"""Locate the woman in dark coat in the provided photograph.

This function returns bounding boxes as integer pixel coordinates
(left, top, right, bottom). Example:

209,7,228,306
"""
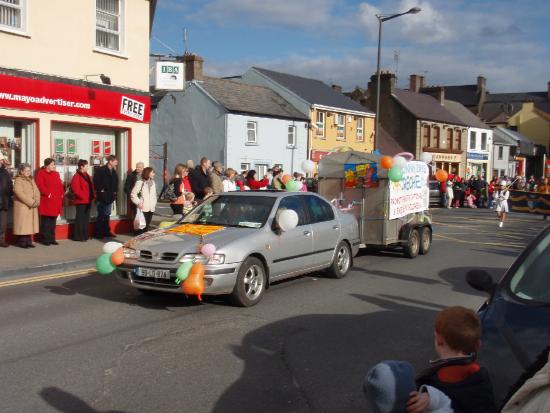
35,158,64,245
70,159,94,241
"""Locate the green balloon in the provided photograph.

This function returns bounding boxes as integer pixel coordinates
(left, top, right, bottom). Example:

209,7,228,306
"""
388,166,403,182
286,180,302,192
175,261,193,284
96,253,116,275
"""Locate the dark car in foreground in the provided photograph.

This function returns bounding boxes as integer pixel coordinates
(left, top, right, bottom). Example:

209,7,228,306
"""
466,224,550,407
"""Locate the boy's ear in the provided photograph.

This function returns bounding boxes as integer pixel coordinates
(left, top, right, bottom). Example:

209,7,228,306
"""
434,332,445,347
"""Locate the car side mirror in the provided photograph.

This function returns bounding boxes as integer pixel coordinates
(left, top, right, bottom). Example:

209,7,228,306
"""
466,270,496,294
271,219,282,236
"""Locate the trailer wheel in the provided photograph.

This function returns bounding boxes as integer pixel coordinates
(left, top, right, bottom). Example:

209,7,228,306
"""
404,228,420,258
419,227,432,255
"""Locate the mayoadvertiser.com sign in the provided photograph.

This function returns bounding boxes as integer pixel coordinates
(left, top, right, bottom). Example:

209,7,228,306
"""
389,161,430,220
0,74,150,123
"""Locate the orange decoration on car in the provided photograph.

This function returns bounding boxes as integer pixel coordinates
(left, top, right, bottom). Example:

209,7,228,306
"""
167,224,225,236
183,262,205,301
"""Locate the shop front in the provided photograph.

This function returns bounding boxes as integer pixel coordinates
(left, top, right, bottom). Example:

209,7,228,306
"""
431,152,465,177
466,151,490,179
0,70,150,239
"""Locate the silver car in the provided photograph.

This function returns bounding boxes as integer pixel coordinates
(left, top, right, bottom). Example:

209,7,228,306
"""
116,191,360,306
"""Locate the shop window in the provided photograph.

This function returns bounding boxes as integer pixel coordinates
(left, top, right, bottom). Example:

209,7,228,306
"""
470,131,477,150
316,111,325,138
422,125,430,148
336,114,345,140
246,121,257,144
96,0,124,53
287,125,296,147
481,133,487,150
356,118,364,142
0,119,35,179
0,0,26,33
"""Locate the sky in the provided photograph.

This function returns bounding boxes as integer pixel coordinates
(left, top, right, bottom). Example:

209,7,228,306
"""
151,0,550,93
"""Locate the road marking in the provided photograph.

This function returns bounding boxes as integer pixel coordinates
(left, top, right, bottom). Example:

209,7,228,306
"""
433,234,524,248
0,268,96,288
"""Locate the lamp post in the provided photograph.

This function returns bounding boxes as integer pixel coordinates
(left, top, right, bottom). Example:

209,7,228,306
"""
374,7,421,150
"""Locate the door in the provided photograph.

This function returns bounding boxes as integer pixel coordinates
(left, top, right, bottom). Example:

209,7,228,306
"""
304,195,340,266
270,195,313,277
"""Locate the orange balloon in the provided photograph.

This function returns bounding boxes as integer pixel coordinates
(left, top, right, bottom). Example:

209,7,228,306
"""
183,262,205,301
110,247,124,266
435,169,449,183
281,174,292,184
380,155,394,170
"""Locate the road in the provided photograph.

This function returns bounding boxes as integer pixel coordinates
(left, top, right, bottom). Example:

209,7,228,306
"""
0,208,545,413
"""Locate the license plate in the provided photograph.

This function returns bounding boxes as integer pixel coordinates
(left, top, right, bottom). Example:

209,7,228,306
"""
137,268,171,279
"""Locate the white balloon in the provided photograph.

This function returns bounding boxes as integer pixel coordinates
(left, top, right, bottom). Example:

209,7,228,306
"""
393,155,407,169
301,159,315,174
103,241,123,254
420,152,433,163
277,209,299,232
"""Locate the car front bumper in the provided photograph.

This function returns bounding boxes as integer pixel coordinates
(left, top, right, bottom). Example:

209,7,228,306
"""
115,260,240,295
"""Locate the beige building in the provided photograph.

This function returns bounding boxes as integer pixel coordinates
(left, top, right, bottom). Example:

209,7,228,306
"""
0,0,156,238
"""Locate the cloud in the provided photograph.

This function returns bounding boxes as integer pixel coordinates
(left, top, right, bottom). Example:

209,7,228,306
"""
397,0,453,43
358,3,381,38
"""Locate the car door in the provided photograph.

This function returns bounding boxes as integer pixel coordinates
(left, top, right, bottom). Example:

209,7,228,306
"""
304,195,340,266
269,195,313,277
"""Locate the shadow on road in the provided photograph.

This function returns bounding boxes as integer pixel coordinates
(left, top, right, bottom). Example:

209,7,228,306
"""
39,387,126,413
213,294,441,413
437,266,506,296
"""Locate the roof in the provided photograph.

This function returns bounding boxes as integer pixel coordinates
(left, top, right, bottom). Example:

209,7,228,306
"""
443,100,491,129
198,77,309,120
481,90,550,121
252,67,375,115
443,85,480,107
392,89,466,125
377,126,406,155
492,128,518,145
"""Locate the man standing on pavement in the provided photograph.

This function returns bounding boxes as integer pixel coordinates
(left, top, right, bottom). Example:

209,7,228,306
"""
189,156,211,200
0,154,13,247
35,158,64,246
93,155,119,239
209,161,224,194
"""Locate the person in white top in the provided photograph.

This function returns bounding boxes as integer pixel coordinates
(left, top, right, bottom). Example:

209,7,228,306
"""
222,168,237,192
130,167,157,234
494,181,510,228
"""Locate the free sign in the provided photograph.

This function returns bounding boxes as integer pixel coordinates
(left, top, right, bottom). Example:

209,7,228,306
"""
120,96,145,121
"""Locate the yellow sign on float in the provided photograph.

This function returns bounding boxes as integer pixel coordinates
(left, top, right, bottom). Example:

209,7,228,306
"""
167,224,225,236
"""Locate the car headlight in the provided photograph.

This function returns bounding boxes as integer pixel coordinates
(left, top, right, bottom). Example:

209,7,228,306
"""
123,247,139,259
179,253,225,265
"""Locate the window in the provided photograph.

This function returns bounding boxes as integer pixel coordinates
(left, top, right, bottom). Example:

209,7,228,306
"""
356,118,364,142
454,130,461,151
304,195,335,223
0,0,26,32
256,164,268,178
96,0,124,52
316,111,325,138
422,125,430,148
246,121,257,144
240,163,250,171
432,127,440,148
498,145,503,160
277,196,308,226
481,133,487,151
336,114,345,140
287,125,296,147
443,128,452,150
470,131,477,150
273,163,283,170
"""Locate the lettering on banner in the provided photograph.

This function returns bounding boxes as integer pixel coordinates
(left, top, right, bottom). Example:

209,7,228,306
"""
389,161,430,220
120,96,145,121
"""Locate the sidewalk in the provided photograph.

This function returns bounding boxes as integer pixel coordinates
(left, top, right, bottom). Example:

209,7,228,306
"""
0,206,178,279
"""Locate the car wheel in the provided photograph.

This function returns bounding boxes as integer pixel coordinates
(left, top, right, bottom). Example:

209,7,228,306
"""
230,257,266,307
404,228,420,258
419,227,432,255
326,241,352,279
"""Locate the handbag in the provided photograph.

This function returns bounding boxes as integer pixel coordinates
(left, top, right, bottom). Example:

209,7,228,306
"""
134,209,146,230
162,180,179,201
65,185,76,201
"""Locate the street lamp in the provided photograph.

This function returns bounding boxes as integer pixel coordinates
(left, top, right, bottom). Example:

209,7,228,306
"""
374,7,421,150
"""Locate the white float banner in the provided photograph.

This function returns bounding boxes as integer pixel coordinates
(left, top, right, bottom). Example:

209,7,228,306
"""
389,161,430,220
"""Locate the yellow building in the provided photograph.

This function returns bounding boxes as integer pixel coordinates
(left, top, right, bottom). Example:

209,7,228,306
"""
507,101,550,151
241,67,375,163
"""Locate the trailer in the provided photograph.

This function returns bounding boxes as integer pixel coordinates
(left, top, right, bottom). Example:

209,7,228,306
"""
318,151,432,258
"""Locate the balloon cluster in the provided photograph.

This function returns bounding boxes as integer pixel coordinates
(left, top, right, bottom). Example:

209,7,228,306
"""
380,152,414,182
96,241,124,275
174,243,215,301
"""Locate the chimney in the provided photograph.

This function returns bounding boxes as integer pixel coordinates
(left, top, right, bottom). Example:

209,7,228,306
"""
420,86,445,105
409,74,425,93
331,84,343,94
184,53,204,81
374,71,396,95
477,75,486,92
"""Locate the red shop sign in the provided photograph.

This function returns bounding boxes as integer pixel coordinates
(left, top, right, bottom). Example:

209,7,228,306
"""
0,74,150,123
310,150,331,163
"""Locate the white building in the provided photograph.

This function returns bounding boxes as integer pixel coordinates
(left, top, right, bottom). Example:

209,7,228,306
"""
492,127,537,178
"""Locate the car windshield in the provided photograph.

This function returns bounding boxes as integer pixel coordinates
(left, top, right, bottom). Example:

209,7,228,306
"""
508,230,550,303
179,195,276,228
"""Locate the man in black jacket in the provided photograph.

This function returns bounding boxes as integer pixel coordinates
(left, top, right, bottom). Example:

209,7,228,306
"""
93,155,119,239
189,156,211,200
0,154,13,247
123,162,144,196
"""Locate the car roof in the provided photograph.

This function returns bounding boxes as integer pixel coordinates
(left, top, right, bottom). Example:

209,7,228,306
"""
217,191,321,199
